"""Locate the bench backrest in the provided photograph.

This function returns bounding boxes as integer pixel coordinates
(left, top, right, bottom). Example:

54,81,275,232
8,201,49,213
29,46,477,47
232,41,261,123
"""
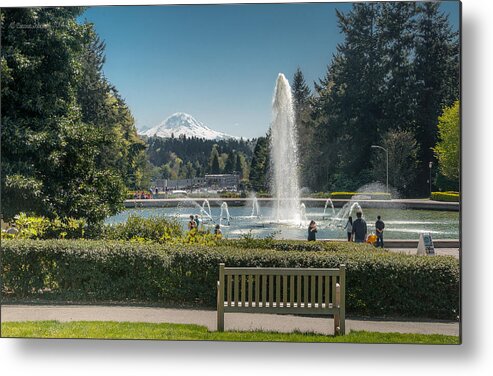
218,264,345,314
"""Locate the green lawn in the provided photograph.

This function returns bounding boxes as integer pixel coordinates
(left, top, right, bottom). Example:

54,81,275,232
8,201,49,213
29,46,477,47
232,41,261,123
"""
1,321,459,344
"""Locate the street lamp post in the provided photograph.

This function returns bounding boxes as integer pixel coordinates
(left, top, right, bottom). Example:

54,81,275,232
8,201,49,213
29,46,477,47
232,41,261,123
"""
429,161,433,197
371,145,389,193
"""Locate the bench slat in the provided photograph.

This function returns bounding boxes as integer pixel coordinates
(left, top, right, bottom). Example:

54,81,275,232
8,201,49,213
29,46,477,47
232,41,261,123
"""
227,275,232,307
224,268,342,276
282,275,288,306
248,274,253,307
269,275,274,307
318,275,323,309
262,274,267,307
290,275,295,307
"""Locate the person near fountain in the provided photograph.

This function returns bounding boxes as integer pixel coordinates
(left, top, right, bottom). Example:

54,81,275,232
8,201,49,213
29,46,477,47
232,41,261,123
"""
188,215,197,231
375,215,385,248
307,220,317,241
194,215,201,230
344,216,353,242
214,224,222,237
351,212,367,243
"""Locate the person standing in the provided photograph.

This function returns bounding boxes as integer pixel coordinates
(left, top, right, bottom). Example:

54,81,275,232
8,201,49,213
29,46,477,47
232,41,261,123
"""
194,215,201,229
351,212,367,243
344,216,353,242
188,215,197,231
307,220,317,241
375,215,385,248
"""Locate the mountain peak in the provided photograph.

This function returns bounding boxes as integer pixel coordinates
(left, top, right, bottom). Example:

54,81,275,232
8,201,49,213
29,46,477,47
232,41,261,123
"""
140,112,238,140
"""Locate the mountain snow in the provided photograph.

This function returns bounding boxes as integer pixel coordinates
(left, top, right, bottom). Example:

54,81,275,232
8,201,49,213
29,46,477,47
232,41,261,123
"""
140,113,238,140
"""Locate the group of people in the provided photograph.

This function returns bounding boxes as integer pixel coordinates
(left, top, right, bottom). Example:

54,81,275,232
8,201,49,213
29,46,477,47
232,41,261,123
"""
187,214,222,236
308,213,385,247
132,191,153,199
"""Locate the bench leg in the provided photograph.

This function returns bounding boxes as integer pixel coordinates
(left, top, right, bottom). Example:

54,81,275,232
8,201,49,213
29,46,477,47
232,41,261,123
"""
217,280,224,332
334,312,340,336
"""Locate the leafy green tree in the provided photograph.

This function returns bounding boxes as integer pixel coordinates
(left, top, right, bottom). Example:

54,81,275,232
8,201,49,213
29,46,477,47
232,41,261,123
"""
1,8,147,223
433,101,459,181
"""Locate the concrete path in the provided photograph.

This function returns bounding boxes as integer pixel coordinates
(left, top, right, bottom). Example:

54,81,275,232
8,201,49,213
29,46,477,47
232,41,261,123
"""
1,304,459,336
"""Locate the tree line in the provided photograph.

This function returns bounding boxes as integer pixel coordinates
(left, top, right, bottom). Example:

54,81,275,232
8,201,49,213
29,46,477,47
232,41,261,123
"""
144,135,254,182
250,2,460,196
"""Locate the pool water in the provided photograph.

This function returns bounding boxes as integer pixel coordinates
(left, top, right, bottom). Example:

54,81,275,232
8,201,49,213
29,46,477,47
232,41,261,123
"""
106,205,459,240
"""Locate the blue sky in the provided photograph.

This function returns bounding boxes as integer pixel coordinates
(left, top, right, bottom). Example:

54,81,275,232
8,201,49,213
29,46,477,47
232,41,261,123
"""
79,2,460,139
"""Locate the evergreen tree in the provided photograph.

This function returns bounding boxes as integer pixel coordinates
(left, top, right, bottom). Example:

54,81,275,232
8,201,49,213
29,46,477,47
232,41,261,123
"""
224,154,235,174
413,2,459,195
249,136,270,192
291,67,315,188
209,145,221,174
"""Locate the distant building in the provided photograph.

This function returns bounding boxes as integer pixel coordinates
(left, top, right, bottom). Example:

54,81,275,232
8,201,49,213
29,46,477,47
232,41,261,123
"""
152,174,239,191
205,174,240,190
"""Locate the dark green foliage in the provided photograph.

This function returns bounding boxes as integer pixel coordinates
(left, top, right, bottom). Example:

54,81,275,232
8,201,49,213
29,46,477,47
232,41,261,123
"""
1,8,147,223
146,136,254,180
307,2,458,195
248,136,270,192
2,239,459,319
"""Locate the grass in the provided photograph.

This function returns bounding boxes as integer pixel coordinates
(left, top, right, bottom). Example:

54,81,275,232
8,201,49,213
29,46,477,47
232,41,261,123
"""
1,321,459,344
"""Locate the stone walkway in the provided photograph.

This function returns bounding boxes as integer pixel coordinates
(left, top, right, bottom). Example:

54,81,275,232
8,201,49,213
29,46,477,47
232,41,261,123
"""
1,304,459,336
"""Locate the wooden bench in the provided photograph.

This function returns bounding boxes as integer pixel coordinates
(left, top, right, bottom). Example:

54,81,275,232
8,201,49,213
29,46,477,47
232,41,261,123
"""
217,263,346,335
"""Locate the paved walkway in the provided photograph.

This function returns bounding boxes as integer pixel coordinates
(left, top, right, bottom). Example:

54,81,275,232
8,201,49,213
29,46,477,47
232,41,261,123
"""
1,305,459,336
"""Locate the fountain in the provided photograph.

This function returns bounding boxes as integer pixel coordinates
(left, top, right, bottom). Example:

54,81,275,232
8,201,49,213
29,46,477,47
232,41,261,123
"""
270,73,301,223
220,202,231,226
201,199,213,221
334,201,363,223
299,203,308,227
250,195,261,218
323,198,336,218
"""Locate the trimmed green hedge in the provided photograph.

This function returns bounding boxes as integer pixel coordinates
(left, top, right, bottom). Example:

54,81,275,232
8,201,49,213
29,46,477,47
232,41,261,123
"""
1,240,459,320
330,192,392,200
431,192,460,202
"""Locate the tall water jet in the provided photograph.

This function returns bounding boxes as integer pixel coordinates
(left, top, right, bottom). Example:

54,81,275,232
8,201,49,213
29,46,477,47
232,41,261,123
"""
250,195,261,218
270,73,301,223
323,198,336,218
220,202,231,226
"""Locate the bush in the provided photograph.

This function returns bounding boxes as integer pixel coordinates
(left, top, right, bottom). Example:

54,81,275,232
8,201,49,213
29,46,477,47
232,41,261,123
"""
1,213,86,240
330,192,392,200
431,192,459,202
1,239,459,319
101,215,183,243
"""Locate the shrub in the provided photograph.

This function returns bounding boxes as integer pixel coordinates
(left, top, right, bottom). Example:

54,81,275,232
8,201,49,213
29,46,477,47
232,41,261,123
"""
101,215,183,243
431,192,459,202
330,192,392,200
1,239,459,320
0,213,86,240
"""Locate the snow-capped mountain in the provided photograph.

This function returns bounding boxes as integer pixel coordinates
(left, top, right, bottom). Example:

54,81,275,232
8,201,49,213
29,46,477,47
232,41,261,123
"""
140,113,238,140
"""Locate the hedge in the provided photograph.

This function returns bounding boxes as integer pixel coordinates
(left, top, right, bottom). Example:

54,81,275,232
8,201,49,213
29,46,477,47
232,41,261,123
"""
1,239,459,320
330,192,392,200
431,192,460,202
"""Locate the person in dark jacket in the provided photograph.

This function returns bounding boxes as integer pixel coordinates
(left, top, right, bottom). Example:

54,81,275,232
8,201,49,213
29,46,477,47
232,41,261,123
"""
307,220,317,241
351,212,367,243
375,215,385,248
